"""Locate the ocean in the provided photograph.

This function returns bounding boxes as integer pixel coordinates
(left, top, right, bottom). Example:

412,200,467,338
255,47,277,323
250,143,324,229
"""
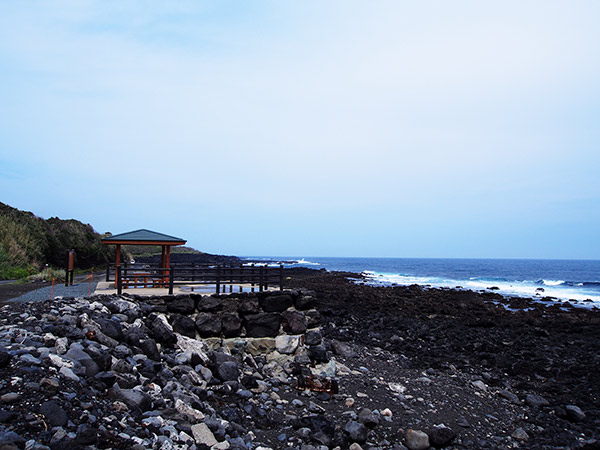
246,257,600,307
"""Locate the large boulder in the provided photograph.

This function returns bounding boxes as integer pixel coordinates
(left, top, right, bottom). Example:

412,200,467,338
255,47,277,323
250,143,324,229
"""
94,318,124,341
259,293,293,312
221,313,243,338
281,310,307,334
238,297,260,315
166,297,195,315
170,314,196,338
244,313,282,338
195,313,222,338
196,296,224,313
147,314,177,346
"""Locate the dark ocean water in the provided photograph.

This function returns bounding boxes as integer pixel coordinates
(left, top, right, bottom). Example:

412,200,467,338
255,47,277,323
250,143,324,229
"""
246,257,600,306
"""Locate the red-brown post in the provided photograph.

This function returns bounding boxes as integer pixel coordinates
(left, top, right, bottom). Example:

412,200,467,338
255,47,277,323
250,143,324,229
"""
115,245,121,286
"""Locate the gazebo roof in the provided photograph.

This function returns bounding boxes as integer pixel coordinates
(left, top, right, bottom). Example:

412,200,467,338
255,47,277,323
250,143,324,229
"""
102,229,186,246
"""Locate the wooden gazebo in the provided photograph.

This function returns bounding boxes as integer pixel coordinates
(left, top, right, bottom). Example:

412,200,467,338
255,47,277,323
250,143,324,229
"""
101,229,186,284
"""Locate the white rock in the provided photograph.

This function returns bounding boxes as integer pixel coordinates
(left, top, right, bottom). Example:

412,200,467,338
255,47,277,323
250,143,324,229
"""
191,423,218,447
55,337,69,355
275,335,301,354
311,359,337,378
59,366,80,382
388,383,406,394
48,354,74,369
175,399,205,421
176,335,210,364
472,380,488,392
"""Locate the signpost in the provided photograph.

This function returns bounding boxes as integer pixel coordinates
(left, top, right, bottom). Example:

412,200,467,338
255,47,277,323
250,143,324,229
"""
65,250,75,286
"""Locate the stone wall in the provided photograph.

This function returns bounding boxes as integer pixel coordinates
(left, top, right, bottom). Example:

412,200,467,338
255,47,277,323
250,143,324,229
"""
113,289,328,365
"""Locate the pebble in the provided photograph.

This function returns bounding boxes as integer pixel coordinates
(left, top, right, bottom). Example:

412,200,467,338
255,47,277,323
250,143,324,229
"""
405,429,430,450
511,427,529,441
565,404,586,422
1,393,21,403
472,380,488,392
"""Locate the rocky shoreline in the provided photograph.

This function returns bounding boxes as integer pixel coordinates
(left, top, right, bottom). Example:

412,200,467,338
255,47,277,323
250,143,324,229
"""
0,268,598,449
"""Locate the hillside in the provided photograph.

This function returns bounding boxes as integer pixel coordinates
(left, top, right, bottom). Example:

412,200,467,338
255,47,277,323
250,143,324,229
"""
0,202,241,279
0,202,113,278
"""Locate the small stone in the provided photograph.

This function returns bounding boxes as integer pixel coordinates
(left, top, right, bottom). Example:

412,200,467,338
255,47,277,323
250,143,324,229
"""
217,361,239,381
346,397,355,407
191,423,218,447
471,380,487,392
499,389,520,404
511,427,529,441
40,401,68,427
358,408,379,428
381,408,393,417
565,405,586,422
405,429,429,450
525,394,549,408
344,420,367,444
59,366,80,382
39,378,60,392
305,329,322,346
20,354,41,365
1,393,21,403
457,416,471,428
349,443,364,450
428,425,456,447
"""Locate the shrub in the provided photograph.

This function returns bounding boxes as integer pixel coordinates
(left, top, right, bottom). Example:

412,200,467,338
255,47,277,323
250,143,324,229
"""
30,268,66,283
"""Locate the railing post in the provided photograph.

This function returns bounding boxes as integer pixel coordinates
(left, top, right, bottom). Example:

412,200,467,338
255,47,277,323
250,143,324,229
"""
216,265,221,294
259,266,264,292
168,267,174,295
117,265,122,296
106,264,110,282
280,264,284,291
251,264,255,293
239,265,243,293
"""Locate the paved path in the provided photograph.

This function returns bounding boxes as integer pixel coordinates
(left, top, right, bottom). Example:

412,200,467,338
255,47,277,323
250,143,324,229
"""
6,277,101,303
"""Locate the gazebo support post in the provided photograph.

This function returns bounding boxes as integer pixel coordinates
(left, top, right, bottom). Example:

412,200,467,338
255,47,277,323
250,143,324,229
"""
115,245,121,287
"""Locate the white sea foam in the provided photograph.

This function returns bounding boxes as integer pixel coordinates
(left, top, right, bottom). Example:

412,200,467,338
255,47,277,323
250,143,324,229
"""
296,258,320,266
542,279,565,286
360,272,600,307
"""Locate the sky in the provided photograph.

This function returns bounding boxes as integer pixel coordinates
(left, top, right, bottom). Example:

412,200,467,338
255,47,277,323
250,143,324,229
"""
1,1,599,259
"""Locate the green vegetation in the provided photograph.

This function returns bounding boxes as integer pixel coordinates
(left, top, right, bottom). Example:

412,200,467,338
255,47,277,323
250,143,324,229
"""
0,202,113,280
30,267,66,283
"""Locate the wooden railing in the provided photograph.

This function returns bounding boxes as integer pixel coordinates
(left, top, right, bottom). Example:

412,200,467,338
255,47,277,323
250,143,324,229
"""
110,263,283,295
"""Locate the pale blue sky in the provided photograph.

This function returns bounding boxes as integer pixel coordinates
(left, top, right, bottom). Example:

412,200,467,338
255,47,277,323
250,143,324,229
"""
1,1,599,259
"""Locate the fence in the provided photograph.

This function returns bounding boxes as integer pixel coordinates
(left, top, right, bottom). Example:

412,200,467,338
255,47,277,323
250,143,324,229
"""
108,263,284,295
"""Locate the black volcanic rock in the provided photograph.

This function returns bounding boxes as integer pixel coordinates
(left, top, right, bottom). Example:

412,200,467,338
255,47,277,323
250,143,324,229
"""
244,313,281,337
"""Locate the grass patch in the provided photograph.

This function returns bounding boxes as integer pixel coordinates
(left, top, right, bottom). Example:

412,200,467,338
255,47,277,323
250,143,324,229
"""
30,268,66,283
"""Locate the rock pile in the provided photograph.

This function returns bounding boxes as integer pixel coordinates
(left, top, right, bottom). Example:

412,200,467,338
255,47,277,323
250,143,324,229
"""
1,290,427,450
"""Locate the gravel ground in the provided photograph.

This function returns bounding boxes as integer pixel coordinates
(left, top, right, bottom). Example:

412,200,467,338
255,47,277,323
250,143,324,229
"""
5,280,99,303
